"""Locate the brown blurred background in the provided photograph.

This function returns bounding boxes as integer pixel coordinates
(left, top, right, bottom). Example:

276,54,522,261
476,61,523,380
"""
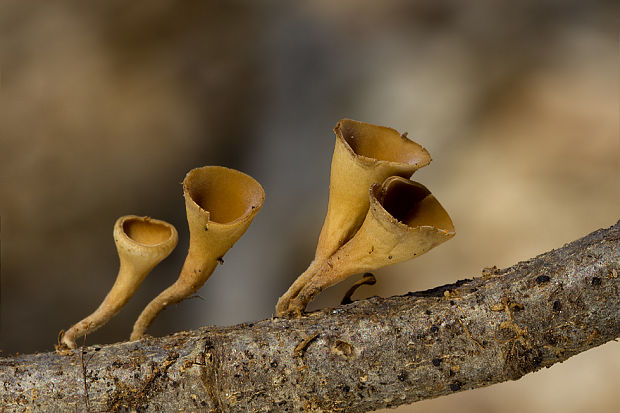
1,1,618,412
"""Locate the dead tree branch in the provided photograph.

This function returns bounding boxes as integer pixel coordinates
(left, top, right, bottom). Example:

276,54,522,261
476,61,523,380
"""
1,220,619,412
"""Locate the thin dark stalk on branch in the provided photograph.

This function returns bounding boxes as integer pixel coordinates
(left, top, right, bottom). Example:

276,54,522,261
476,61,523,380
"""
1,221,619,412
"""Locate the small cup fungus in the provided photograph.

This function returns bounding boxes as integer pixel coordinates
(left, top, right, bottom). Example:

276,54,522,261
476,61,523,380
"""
280,177,455,317
277,119,432,316
61,215,178,349
130,166,264,340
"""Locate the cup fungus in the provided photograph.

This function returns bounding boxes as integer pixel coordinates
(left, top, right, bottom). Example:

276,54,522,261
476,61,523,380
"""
276,119,432,316
130,166,264,340
281,177,455,317
61,215,178,349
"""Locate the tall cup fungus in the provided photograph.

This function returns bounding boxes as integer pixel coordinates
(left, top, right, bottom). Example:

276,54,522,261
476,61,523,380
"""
131,166,264,340
61,215,178,349
282,177,455,317
277,119,432,316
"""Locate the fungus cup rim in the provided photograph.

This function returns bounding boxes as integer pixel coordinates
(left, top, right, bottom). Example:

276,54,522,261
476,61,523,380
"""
183,165,265,227
116,215,178,248
370,177,455,235
335,118,432,168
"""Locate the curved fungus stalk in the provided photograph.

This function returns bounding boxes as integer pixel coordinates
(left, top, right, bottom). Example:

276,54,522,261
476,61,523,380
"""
60,215,178,349
276,119,432,316
130,166,264,340
282,177,455,318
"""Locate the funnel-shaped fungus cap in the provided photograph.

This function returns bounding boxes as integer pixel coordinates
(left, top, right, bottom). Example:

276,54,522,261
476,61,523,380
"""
316,118,431,261
131,166,264,340
282,177,454,317
364,176,455,262
183,165,265,258
276,119,431,317
114,215,179,275
329,176,454,275
60,215,177,349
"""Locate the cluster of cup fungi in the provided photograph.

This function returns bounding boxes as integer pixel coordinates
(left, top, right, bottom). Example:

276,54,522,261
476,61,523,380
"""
59,119,454,350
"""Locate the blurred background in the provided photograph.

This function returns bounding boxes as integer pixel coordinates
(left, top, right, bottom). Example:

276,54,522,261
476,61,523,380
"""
0,1,618,411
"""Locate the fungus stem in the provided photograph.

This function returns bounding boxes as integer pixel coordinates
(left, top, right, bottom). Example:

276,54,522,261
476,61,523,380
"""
130,273,209,340
275,260,322,316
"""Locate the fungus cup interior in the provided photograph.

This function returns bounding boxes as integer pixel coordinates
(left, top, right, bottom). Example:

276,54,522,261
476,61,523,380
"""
122,218,174,246
376,178,455,233
185,167,264,224
337,119,431,165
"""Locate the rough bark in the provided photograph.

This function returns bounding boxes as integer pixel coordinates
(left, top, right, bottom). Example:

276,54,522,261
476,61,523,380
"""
1,220,619,413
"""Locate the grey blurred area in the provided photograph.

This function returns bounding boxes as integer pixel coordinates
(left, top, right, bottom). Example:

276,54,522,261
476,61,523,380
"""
0,1,618,412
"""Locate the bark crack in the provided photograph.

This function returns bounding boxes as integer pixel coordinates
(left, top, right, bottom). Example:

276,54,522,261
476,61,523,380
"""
201,334,225,412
